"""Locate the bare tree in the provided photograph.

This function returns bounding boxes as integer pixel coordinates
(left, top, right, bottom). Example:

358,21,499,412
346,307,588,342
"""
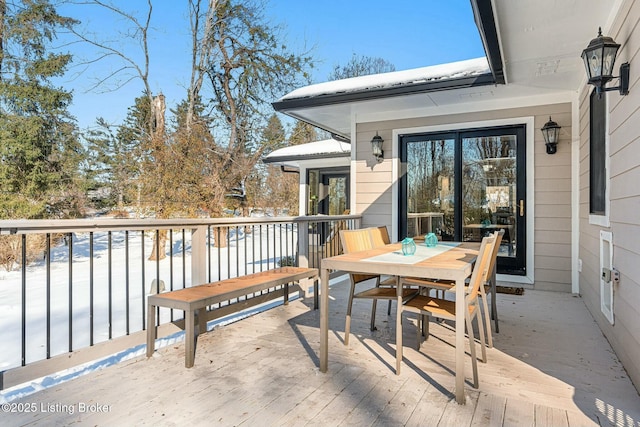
328,53,396,80
185,0,312,218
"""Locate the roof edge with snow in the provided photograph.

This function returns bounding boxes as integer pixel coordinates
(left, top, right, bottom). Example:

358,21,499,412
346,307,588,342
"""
263,139,351,164
273,57,495,112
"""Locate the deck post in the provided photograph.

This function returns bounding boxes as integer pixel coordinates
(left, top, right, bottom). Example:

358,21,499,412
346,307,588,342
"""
191,225,207,286
297,220,315,305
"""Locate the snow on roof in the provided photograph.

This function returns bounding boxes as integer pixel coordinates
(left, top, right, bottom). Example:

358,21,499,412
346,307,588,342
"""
278,57,490,101
264,138,350,162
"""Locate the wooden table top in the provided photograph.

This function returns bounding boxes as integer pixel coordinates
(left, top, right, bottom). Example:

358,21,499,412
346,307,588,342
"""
322,242,478,281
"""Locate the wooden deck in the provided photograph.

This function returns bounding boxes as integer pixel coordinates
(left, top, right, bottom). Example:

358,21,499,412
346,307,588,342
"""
3,277,640,426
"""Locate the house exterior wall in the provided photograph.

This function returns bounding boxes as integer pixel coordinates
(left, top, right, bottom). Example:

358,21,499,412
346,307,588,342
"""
578,0,640,392
354,103,572,291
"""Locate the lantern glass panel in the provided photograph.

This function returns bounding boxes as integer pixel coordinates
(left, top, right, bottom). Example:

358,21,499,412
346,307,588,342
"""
590,48,603,77
372,140,382,157
602,46,618,76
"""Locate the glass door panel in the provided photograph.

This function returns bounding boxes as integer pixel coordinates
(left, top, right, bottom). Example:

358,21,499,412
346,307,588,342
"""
326,176,347,215
404,137,455,239
462,135,517,260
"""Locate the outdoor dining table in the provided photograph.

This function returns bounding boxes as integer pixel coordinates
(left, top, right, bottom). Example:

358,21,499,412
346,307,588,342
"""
319,240,479,404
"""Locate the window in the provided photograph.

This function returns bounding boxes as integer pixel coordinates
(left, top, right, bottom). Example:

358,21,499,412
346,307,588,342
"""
590,90,607,215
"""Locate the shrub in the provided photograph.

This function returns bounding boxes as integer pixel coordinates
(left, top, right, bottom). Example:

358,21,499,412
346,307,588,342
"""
277,255,296,267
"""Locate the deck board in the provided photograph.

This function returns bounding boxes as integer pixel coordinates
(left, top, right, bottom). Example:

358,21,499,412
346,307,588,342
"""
2,280,640,426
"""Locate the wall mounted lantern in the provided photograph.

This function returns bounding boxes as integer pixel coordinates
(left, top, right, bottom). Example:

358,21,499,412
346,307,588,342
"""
581,27,630,96
371,132,384,162
541,116,561,154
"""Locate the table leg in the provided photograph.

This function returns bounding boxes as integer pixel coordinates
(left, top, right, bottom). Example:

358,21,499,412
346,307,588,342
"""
320,267,329,372
455,277,466,404
395,279,403,375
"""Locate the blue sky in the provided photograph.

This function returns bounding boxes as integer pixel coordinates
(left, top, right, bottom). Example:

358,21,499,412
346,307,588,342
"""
58,1,485,131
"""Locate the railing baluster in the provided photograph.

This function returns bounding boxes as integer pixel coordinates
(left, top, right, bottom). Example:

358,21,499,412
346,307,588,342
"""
46,234,51,359
235,225,240,277
89,231,94,346
68,232,73,353
21,234,26,366
141,230,145,330
266,224,270,270
125,230,130,335
251,224,256,274
108,231,113,340
182,228,186,290
169,229,174,322
217,227,222,281
155,229,160,327
207,225,212,283
227,226,231,279
259,225,263,272
244,225,248,276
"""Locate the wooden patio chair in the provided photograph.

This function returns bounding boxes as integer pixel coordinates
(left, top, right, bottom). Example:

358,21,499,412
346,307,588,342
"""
400,229,504,349
401,234,496,388
340,227,416,346
368,225,399,315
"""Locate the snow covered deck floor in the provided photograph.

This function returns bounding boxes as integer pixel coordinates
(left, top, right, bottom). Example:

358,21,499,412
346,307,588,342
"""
4,278,640,426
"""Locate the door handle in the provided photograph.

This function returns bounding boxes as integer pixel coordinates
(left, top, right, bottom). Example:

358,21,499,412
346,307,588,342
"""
519,200,524,216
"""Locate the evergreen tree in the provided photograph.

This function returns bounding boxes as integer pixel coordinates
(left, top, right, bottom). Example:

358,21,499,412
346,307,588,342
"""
84,117,139,210
289,120,319,145
0,0,85,219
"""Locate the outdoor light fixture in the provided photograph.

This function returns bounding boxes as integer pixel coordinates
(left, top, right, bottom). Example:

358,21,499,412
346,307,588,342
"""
541,116,561,155
581,27,630,96
371,132,384,162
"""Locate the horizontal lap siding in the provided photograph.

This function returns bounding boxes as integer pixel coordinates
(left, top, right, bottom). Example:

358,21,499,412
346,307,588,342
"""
354,141,393,230
578,0,640,392
355,103,572,292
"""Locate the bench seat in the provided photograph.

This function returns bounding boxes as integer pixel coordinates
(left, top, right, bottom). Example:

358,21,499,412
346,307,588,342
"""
146,267,318,367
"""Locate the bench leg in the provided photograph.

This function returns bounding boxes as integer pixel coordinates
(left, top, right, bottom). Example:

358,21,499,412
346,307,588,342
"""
313,277,319,310
185,309,196,368
198,307,207,335
146,300,156,357
284,282,289,305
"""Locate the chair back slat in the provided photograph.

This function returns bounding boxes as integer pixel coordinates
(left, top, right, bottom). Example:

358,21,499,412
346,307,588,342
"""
339,228,373,253
369,226,391,247
339,228,377,284
487,229,504,280
466,235,496,301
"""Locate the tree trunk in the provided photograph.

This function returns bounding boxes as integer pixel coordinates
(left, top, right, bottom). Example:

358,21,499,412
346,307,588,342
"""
213,227,227,248
149,229,167,260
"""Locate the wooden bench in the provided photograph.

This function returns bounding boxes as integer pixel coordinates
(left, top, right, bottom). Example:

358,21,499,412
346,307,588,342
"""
146,266,319,367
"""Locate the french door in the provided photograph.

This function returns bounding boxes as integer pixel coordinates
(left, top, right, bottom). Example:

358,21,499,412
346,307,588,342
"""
319,172,349,216
399,125,526,275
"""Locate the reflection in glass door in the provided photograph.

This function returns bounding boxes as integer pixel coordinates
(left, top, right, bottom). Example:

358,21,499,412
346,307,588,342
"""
462,133,519,268
402,136,455,239
321,173,348,215
400,126,526,275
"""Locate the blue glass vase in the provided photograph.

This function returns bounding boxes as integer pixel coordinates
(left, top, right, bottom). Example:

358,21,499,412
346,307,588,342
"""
425,232,438,248
401,237,416,256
